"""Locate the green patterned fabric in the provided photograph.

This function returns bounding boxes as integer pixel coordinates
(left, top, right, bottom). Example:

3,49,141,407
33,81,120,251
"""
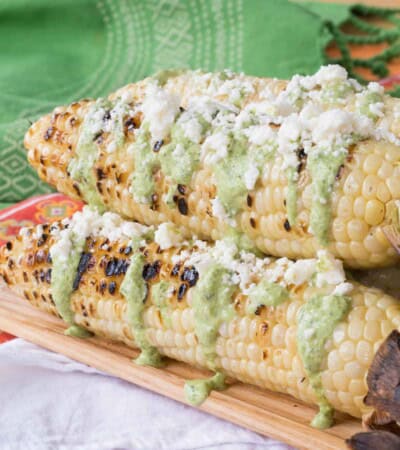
1,0,398,205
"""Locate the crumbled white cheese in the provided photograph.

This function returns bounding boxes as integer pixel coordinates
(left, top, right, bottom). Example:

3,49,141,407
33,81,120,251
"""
367,81,384,95
284,259,316,286
277,114,302,169
141,83,180,142
369,102,384,118
244,164,259,190
333,282,353,296
244,125,275,146
50,207,151,261
179,116,203,143
211,198,236,227
315,250,346,288
154,223,185,250
202,132,230,165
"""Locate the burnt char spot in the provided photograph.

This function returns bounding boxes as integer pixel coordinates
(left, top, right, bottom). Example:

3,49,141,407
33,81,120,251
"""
99,280,107,294
23,272,28,283
247,195,253,207
37,234,48,247
47,253,53,264
2,273,9,284
296,148,307,173
72,183,81,196
336,164,344,180
96,182,104,194
255,305,264,316
124,117,136,131
124,246,133,255
153,140,163,152
45,269,52,284
142,261,161,281
103,110,111,121
93,131,103,143
39,270,46,283
250,218,256,228
36,249,46,263
73,253,92,291
171,263,181,276
26,254,35,266
177,198,188,215
105,258,129,277
5,241,12,251
177,184,186,195
181,267,199,287
177,283,188,301
108,281,116,295
150,194,158,211
7,259,14,269
96,168,106,180
283,219,291,232
44,127,54,141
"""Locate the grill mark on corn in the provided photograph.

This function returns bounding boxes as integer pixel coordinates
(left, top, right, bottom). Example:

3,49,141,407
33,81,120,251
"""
44,127,54,141
37,234,48,247
73,253,92,291
177,283,188,301
142,261,161,280
105,257,130,277
177,198,188,215
181,266,199,287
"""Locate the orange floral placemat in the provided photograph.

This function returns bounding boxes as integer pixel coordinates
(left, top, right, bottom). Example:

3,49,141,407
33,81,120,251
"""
0,193,83,343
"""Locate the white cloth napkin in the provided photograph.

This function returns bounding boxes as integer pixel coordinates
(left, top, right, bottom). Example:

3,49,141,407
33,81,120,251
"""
0,339,294,450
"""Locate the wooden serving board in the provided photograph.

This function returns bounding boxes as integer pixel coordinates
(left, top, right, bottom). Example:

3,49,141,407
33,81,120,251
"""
0,287,363,450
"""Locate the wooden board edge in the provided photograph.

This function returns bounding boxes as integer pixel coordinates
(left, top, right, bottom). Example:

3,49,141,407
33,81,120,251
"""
0,287,361,449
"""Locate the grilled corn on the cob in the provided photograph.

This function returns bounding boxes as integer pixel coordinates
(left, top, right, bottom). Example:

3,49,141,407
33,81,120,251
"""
1,208,400,428
25,66,400,268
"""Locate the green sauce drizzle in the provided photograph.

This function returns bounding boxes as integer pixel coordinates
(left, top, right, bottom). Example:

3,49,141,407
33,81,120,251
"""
152,69,187,86
120,253,164,367
184,263,236,405
184,372,226,406
68,99,111,212
51,235,92,338
308,149,347,245
152,280,172,327
297,294,351,428
130,123,202,204
214,133,273,217
246,280,289,315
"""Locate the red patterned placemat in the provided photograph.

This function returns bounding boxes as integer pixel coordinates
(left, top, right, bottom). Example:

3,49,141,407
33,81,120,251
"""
0,193,83,343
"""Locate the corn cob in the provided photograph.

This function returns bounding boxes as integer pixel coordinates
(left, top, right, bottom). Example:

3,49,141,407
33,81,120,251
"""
24,66,400,268
1,209,400,427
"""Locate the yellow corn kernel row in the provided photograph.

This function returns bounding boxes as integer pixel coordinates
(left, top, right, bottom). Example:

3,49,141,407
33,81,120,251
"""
1,227,400,420
24,71,400,268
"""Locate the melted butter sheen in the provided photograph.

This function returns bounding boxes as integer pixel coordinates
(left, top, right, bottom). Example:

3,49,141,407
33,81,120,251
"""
297,294,351,428
51,235,92,338
120,253,164,367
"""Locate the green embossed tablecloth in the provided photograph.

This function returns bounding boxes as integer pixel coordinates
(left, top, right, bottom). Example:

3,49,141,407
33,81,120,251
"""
1,0,399,206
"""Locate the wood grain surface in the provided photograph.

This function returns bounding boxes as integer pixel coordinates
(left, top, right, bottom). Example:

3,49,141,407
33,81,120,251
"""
0,286,363,450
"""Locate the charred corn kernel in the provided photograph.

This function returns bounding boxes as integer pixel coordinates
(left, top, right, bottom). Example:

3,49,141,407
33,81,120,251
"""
25,69,400,269
2,217,400,424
